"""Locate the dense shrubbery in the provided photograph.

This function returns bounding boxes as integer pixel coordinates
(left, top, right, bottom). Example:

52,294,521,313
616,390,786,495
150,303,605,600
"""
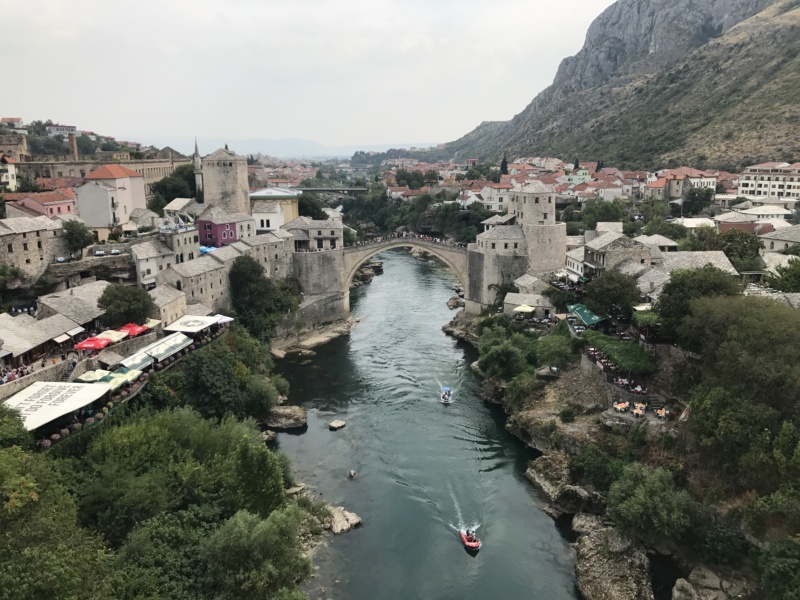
0,326,314,600
582,330,656,374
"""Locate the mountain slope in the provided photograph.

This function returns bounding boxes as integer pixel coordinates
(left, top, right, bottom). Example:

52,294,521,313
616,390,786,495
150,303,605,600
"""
446,0,799,169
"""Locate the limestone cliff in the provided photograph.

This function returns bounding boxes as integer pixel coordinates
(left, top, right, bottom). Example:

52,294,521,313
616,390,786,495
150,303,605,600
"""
444,0,799,169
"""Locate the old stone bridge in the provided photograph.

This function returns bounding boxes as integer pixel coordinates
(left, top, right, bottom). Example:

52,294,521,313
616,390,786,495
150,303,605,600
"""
343,238,468,289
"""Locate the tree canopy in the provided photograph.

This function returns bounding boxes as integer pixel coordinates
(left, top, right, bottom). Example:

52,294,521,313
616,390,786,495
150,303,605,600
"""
229,256,301,341
62,219,95,255
149,164,196,215
97,284,156,327
298,193,326,220
585,270,641,317
766,258,800,292
653,265,741,336
582,330,656,374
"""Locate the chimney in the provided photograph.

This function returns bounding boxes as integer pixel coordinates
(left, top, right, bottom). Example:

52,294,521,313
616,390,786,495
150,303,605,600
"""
68,133,78,160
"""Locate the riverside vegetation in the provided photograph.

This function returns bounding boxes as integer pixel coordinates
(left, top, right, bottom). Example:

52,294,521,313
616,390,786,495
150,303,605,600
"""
0,251,323,600
465,266,800,598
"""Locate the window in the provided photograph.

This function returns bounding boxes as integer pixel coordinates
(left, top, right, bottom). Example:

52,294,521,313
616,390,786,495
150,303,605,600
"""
225,224,230,230
534,197,539,203
222,231,227,239
25,258,30,264
206,233,212,239
23,243,28,251
37,241,42,249
514,243,518,249
266,219,270,228
275,254,278,260
504,243,508,249
318,231,322,236
36,231,40,237
146,268,151,275
543,213,548,219
7,244,12,253
491,243,496,249
205,224,211,230
331,231,335,236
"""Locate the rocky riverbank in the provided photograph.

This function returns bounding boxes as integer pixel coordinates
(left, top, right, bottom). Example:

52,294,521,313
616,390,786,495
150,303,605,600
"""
271,317,359,357
443,311,753,600
350,260,383,289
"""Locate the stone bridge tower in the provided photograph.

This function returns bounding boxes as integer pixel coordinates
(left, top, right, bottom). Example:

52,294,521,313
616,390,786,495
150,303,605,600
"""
195,145,249,214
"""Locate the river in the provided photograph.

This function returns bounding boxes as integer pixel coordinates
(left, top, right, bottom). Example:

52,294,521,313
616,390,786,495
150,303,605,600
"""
276,249,580,600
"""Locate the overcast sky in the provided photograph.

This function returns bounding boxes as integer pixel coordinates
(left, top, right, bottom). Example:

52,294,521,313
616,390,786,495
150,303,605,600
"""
4,0,614,151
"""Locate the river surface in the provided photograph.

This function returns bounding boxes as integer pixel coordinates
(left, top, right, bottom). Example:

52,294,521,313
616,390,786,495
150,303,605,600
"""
277,249,579,600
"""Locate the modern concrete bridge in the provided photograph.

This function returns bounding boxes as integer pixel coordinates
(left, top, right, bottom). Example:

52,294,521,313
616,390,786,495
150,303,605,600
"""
343,238,468,289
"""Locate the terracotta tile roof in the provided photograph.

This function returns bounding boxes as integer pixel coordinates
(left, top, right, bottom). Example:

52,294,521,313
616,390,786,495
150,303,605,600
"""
3,189,75,204
35,177,84,190
85,164,143,180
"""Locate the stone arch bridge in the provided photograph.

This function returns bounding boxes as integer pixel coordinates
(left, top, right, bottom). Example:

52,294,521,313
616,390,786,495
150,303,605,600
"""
343,239,468,290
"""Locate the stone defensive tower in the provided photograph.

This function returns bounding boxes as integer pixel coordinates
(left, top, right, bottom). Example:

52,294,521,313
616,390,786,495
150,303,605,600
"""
194,145,249,214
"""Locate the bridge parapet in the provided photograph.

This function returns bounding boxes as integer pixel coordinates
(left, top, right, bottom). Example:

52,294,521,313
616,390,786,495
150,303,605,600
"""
344,238,467,255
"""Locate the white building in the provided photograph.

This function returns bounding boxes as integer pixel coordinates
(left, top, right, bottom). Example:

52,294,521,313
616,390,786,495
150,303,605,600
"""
738,162,800,198
249,187,302,233
478,182,513,212
76,164,146,239
46,124,77,138
0,155,17,191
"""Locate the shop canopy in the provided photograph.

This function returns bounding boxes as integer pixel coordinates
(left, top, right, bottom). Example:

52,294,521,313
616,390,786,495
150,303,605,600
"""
66,326,85,337
120,351,154,371
118,323,148,336
567,303,606,327
3,381,112,430
146,333,193,361
143,318,161,329
96,330,128,343
74,337,112,351
212,314,235,324
76,369,112,383
53,334,71,344
113,366,143,384
164,315,220,334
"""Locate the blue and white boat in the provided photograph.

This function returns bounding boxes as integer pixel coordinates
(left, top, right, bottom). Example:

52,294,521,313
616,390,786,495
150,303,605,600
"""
440,386,454,404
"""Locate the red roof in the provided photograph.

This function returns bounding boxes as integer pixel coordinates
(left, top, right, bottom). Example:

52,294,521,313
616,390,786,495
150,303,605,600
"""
3,189,76,204
647,179,667,189
85,164,143,180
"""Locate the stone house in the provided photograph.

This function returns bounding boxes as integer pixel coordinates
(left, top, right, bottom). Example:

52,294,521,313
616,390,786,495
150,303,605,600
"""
583,232,652,278
633,234,678,253
37,280,112,330
131,239,176,289
156,255,228,311
250,186,301,232
760,225,800,255
283,217,343,252
234,231,294,279
148,284,187,325
503,292,555,319
0,216,68,279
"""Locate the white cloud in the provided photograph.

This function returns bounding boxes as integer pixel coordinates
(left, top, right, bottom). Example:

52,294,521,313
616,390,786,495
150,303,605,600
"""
2,0,614,149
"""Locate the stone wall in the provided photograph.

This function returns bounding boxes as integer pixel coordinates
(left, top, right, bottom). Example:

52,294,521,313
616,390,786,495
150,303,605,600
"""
47,254,135,282
0,360,71,401
466,248,529,307
292,250,345,296
523,222,567,274
272,292,348,340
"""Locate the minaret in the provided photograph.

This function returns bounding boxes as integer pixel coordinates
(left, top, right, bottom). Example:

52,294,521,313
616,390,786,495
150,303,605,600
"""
193,138,204,201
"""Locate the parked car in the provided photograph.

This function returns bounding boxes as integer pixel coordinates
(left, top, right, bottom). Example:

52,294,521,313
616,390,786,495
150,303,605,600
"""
110,249,121,255
94,250,105,256
56,257,66,263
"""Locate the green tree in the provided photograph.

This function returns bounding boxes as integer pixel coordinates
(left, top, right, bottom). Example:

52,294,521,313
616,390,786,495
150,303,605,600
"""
758,539,800,599
147,192,168,216
608,463,695,542
718,229,763,271
97,283,156,327
536,335,573,369
62,219,95,256
0,404,31,449
500,155,508,175
298,193,326,220
642,216,688,240
229,256,300,340
767,258,800,292
478,340,527,380
585,270,641,317
76,134,96,156
150,164,196,204
583,198,623,229
654,265,741,336
640,199,670,223
15,176,41,193
680,187,714,215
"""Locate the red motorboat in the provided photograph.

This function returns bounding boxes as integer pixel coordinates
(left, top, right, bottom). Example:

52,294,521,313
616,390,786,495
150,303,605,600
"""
460,529,482,550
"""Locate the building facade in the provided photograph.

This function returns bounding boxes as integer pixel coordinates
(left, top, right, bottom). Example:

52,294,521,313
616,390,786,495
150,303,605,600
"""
738,162,800,198
195,147,250,214
0,217,68,279
75,164,146,237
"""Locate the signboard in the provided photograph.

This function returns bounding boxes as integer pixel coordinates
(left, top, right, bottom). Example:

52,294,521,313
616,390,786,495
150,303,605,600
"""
4,381,112,430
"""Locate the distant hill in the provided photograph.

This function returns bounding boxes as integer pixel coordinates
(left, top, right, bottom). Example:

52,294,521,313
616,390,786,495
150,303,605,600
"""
441,0,800,170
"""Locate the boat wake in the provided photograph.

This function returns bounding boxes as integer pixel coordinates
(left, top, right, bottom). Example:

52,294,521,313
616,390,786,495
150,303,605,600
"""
447,482,481,534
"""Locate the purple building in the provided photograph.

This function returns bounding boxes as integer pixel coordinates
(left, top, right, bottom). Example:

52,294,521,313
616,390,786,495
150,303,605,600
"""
196,205,255,248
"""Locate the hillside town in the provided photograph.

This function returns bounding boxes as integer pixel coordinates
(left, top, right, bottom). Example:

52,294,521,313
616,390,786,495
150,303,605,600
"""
3,114,800,600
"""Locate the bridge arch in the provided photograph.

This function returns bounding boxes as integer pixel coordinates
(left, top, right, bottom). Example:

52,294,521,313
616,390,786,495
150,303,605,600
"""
342,239,468,292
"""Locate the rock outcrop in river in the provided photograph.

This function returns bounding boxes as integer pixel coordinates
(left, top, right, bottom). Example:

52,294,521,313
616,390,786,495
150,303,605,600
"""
262,406,308,430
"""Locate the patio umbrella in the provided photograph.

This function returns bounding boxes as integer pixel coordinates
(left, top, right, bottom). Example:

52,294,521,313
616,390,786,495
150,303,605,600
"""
74,337,112,351
513,305,535,313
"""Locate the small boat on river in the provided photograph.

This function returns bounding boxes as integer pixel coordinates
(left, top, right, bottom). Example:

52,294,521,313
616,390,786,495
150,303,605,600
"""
460,529,481,550
440,386,453,404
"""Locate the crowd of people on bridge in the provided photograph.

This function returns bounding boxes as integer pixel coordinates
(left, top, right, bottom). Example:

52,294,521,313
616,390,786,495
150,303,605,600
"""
345,231,467,249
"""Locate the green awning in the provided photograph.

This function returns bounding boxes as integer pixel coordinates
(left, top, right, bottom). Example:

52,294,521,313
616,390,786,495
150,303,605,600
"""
567,303,606,327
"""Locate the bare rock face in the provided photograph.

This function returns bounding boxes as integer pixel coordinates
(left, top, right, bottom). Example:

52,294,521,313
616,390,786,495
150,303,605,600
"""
329,420,346,431
575,525,655,600
329,506,362,534
525,451,571,503
671,566,752,600
262,406,307,430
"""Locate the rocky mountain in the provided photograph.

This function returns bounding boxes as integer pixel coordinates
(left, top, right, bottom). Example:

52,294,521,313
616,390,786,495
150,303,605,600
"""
444,0,800,170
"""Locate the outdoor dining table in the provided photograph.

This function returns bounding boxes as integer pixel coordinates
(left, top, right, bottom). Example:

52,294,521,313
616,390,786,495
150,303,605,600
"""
635,403,646,410
633,408,644,417
656,409,667,419
614,402,629,412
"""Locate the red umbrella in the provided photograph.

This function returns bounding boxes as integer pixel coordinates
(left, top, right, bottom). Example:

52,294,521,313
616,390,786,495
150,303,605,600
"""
118,323,147,336
74,337,112,350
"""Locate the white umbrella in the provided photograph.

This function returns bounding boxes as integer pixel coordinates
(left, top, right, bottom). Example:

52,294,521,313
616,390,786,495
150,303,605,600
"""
513,305,535,313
